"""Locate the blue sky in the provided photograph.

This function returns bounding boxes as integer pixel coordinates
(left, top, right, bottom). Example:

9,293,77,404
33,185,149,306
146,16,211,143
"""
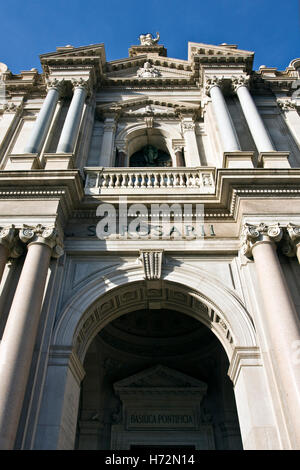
1,0,299,74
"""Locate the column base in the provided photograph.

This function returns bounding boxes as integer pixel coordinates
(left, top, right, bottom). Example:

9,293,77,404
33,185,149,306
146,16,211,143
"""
5,154,41,170
43,153,74,170
258,151,290,169
223,152,255,169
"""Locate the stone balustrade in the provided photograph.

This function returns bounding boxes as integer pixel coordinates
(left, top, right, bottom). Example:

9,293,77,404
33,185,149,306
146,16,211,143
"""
84,167,216,195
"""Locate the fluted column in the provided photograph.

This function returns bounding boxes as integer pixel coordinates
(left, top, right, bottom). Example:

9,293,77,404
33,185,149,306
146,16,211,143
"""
233,76,275,152
0,224,63,449
0,226,23,283
57,78,88,153
206,76,241,152
241,222,300,448
24,79,64,154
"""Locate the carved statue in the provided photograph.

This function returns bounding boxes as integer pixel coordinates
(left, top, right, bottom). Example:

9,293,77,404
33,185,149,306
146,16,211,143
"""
130,145,172,167
139,32,160,46
143,145,158,165
136,62,161,78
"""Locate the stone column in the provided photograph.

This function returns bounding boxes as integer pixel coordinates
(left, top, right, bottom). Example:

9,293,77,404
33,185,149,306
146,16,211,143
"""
233,76,275,152
181,118,201,166
241,222,300,449
0,226,23,284
206,76,241,152
24,79,63,154
0,224,63,450
174,147,185,167
100,115,117,167
57,78,88,153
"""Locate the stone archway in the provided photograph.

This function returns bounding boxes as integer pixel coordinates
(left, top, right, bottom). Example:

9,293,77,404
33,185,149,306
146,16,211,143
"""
34,263,281,450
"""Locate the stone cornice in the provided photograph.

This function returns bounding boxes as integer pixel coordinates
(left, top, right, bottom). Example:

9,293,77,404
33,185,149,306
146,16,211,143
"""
82,168,300,220
0,170,84,227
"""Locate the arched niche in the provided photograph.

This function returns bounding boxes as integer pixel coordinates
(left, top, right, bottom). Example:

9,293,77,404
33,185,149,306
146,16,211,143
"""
34,263,281,450
129,144,172,167
116,122,182,167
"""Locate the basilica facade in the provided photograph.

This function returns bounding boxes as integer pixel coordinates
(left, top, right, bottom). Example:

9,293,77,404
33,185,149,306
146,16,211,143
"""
0,34,300,450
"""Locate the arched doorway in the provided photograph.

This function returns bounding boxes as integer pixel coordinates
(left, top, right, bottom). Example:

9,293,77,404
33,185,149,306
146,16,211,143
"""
34,265,280,450
75,307,242,449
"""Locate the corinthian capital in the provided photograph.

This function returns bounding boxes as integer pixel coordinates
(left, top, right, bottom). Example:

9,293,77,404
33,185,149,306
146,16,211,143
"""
71,77,90,92
19,224,64,258
0,225,23,258
3,102,23,114
240,222,283,258
46,78,65,94
277,98,297,111
181,119,195,133
205,76,223,96
232,75,250,92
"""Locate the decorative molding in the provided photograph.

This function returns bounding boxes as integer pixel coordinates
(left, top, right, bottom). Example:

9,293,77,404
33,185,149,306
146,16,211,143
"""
139,249,163,280
227,347,262,385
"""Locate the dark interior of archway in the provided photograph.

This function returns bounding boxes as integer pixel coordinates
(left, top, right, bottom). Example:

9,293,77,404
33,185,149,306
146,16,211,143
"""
130,144,172,167
75,308,242,450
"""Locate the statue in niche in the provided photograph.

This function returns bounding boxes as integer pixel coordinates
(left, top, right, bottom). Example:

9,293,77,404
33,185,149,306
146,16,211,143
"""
144,144,158,165
139,32,160,46
130,145,172,167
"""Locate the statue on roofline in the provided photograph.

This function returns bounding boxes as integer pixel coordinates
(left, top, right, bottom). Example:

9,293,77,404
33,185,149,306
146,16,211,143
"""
139,32,160,46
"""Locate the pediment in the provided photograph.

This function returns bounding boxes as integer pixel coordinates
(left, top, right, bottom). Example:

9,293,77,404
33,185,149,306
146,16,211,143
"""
106,64,192,80
114,365,207,391
188,42,254,72
40,43,106,75
96,96,201,119
40,43,106,61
